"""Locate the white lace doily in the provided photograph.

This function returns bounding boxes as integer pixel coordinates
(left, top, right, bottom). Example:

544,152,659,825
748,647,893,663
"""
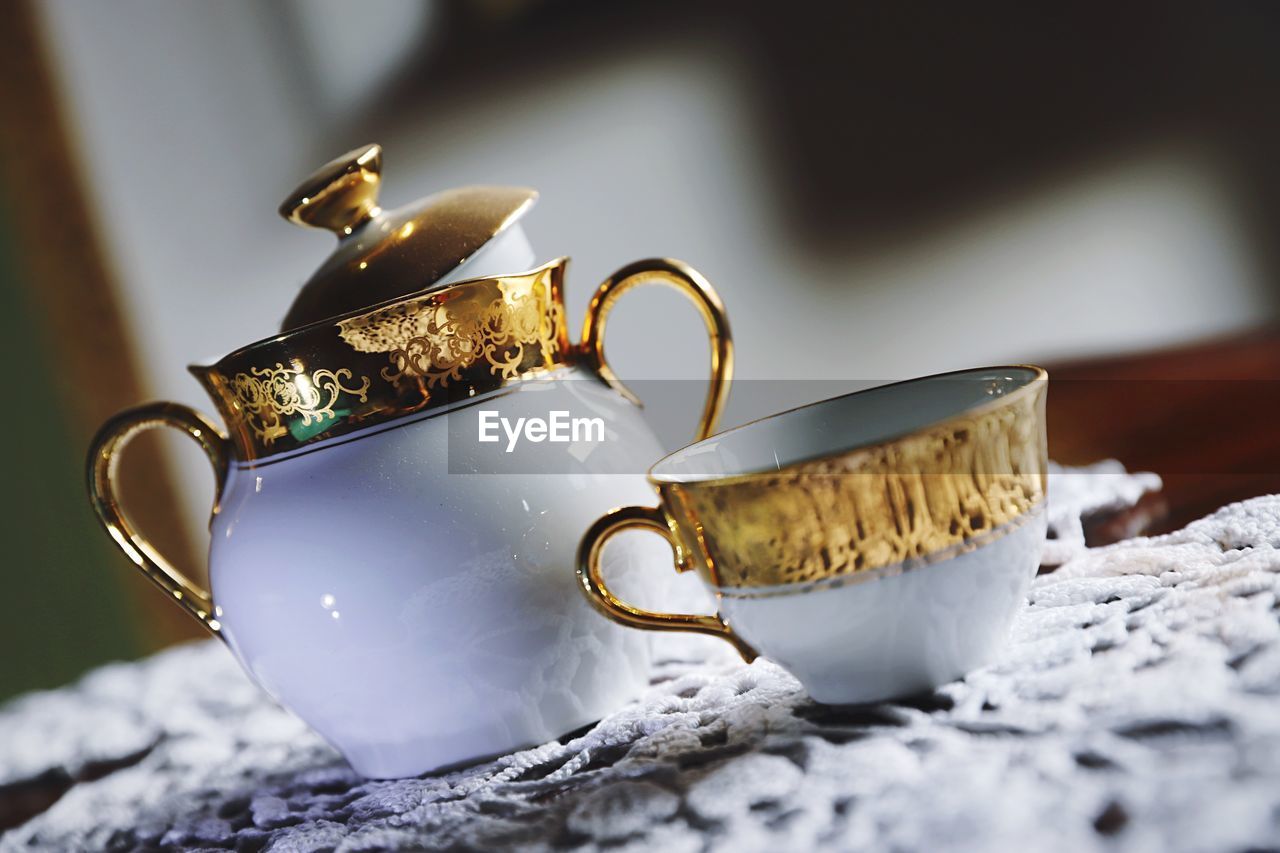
7,465,1280,852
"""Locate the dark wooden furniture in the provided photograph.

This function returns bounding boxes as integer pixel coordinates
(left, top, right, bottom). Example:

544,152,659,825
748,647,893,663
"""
1047,328,1280,544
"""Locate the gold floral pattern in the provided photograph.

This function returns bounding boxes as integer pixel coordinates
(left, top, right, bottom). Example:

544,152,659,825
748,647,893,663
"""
230,364,371,444
191,257,729,463
337,275,564,388
191,260,574,461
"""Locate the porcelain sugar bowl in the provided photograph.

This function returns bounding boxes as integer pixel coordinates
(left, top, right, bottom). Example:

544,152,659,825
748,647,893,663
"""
87,144,732,778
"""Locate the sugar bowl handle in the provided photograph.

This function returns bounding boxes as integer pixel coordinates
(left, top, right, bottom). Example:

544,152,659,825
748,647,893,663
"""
579,258,732,441
87,402,231,638
576,504,758,662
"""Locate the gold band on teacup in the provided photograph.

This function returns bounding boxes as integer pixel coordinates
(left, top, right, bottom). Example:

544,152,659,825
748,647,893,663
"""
653,373,1047,589
711,504,1046,600
192,259,572,462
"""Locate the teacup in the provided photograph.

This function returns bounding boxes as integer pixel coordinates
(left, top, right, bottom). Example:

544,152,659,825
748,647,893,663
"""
577,366,1048,704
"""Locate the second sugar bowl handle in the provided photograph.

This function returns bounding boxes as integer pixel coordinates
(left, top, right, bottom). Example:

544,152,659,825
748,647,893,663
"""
579,258,732,442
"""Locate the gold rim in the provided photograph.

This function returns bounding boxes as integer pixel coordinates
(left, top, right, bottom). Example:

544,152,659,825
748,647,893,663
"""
191,259,572,462
190,255,736,464
649,365,1047,486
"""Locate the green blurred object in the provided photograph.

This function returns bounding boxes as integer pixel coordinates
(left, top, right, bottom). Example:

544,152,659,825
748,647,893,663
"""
0,193,144,703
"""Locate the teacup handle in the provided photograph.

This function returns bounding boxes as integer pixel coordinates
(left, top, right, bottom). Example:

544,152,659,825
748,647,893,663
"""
577,504,758,662
580,258,732,442
87,402,231,638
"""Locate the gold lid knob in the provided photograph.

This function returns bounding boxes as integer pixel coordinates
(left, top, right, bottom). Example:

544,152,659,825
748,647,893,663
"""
279,143,382,235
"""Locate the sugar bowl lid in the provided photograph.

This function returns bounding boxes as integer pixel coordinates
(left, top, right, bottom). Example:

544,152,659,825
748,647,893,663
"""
277,143,537,331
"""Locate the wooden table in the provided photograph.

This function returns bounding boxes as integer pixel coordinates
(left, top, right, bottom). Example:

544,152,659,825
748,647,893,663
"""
1047,328,1280,544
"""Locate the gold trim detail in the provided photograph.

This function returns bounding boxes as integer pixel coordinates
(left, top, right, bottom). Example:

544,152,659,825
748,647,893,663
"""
338,274,565,387
193,259,572,462
713,502,1046,600
180,256,730,464
231,365,372,445
657,372,1047,589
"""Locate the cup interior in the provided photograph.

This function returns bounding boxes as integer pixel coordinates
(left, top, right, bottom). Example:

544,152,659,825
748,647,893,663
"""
651,366,1043,483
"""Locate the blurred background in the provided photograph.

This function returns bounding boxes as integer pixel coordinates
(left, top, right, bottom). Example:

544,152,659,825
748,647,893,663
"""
2,0,1279,701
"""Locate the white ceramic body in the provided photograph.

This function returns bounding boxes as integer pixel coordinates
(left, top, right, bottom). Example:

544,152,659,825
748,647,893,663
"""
210,367,674,778
717,509,1046,704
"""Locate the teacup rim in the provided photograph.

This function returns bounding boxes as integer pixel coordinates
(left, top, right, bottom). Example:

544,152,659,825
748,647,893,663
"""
648,364,1048,486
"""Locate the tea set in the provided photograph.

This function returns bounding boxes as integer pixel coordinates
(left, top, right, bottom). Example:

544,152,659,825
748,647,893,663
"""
87,144,1048,778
